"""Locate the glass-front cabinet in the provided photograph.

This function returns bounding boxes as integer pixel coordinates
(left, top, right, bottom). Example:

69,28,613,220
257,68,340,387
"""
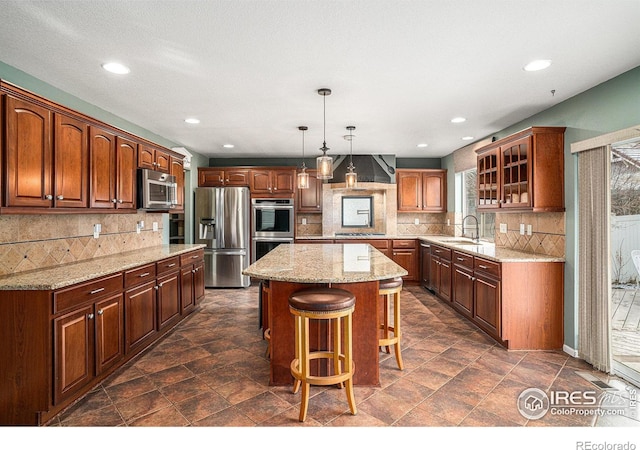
477,148,499,207
500,136,531,209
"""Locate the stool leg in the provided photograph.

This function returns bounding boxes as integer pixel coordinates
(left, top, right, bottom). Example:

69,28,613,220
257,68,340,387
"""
393,291,404,370
298,315,311,422
333,316,343,388
343,313,357,415
292,315,301,394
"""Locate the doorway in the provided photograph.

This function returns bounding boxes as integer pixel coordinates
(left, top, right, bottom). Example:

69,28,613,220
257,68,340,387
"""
610,138,640,387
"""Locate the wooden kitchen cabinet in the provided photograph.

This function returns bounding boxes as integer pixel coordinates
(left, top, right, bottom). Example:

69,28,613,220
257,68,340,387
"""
473,262,501,339
157,270,181,331
171,156,185,211
452,251,474,318
198,167,250,187
429,244,452,300
476,126,566,212
420,241,431,289
124,263,158,353
250,167,295,195
138,143,171,173
391,239,418,281
296,169,323,212
396,169,447,212
179,249,205,314
89,128,136,210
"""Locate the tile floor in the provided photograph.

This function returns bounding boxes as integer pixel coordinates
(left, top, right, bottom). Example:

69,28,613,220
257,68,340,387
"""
45,284,639,428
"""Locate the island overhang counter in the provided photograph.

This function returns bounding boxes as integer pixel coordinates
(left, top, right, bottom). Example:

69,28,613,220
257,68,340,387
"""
243,243,408,386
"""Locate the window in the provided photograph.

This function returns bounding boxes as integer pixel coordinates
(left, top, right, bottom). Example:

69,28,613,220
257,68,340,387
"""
456,168,495,241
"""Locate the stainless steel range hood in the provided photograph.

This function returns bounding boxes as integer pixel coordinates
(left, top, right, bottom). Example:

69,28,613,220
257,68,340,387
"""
328,154,396,184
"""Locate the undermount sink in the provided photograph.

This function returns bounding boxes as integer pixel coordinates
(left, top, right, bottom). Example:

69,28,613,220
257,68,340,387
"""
440,238,480,245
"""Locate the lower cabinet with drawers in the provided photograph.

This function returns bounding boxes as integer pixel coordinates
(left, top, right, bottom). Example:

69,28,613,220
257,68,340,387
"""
0,247,205,425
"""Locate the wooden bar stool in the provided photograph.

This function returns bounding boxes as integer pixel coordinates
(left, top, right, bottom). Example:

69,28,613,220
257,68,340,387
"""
379,277,404,370
289,287,357,422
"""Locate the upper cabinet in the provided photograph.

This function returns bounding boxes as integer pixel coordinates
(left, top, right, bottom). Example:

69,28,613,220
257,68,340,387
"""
396,169,447,213
296,169,323,213
250,168,295,196
1,80,181,214
476,126,565,212
138,144,171,173
171,156,185,211
198,167,250,187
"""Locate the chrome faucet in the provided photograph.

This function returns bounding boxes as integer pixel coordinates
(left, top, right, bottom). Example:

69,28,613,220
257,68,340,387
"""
462,215,480,242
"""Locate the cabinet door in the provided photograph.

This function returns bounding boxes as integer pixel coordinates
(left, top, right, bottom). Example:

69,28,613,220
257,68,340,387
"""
477,148,500,209
422,171,446,212
297,170,323,212
94,294,124,375
54,114,89,208
198,168,225,186
137,144,155,170
154,148,171,173
125,281,158,353
157,271,181,330
171,157,185,211
250,169,272,193
439,258,452,302
272,169,295,194
180,265,195,314
500,136,532,209
397,171,422,211
429,255,440,292
89,127,116,209
5,95,53,207
224,169,250,186
474,273,501,338
115,136,136,209
193,261,205,302
392,248,417,281
452,265,474,317
53,304,94,404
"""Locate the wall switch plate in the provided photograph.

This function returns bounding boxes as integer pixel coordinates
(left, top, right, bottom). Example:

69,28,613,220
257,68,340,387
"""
414,218,420,225
93,224,101,239
152,222,158,232
520,223,525,235
499,223,507,233
302,218,307,225
527,224,532,236
447,219,450,226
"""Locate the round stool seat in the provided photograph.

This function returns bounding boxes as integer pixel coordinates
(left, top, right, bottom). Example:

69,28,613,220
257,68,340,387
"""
379,277,403,291
289,287,355,312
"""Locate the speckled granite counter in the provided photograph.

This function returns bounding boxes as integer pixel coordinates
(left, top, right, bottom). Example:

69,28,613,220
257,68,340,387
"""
0,244,206,290
243,243,408,283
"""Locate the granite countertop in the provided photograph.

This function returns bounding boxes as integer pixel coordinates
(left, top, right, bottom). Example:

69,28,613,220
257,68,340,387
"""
243,243,408,283
294,234,565,263
0,244,206,291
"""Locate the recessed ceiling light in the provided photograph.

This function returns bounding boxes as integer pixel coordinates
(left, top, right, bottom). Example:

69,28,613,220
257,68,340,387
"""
184,118,200,124
451,117,466,123
462,136,474,141
223,144,234,148
523,59,552,72
101,62,130,75
417,143,428,148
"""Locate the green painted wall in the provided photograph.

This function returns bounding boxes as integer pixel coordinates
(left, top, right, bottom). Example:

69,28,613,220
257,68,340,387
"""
442,65,640,351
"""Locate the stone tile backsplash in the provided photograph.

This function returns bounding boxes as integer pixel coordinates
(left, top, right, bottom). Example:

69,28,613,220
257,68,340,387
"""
493,211,565,258
0,212,164,276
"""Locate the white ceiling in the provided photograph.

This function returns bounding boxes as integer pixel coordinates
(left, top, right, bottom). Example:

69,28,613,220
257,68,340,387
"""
1,0,639,160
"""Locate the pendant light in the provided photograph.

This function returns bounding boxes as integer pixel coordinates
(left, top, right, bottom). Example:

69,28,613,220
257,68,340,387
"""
297,126,309,189
344,125,357,188
316,88,333,179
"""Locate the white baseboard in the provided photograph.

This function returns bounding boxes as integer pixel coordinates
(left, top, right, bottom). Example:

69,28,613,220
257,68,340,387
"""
563,344,579,357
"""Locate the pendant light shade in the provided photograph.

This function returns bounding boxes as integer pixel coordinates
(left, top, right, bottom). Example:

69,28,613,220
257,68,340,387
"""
345,125,357,188
316,88,333,180
297,126,309,190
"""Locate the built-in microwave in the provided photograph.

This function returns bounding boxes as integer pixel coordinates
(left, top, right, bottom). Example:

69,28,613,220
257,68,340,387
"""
137,168,177,210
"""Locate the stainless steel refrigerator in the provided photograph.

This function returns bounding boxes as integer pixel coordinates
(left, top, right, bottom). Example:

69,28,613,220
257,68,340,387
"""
194,187,251,288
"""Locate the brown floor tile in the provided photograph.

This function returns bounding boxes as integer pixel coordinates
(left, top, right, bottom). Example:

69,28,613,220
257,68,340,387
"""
175,391,233,422
192,406,256,426
105,375,157,403
59,404,124,427
128,405,189,426
235,391,295,423
116,390,172,423
159,375,214,403
214,376,269,405
356,389,415,425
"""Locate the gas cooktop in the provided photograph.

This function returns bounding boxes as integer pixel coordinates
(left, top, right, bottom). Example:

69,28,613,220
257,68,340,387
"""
334,232,386,237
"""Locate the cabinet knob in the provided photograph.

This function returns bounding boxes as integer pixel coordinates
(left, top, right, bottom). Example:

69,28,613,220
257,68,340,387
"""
44,194,53,200
118,199,123,204
154,285,159,290
112,198,117,203
56,195,64,200
192,269,196,274
87,313,95,320
97,309,104,316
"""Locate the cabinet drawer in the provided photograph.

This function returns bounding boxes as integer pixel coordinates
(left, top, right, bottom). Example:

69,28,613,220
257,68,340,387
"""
474,257,501,278
453,251,474,269
430,244,452,260
180,250,204,266
124,263,156,288
157,256,180,274
54,273,123,314
392,239,416,249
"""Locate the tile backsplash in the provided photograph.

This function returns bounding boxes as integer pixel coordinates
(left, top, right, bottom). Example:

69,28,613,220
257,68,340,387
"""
493,211,565,258
0,212,164,276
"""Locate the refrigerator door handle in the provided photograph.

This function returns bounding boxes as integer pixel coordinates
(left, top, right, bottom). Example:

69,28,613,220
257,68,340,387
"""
208,249,247,256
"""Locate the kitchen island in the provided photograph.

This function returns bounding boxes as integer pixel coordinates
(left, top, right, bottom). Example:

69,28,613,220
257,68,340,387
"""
243,243,407,386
